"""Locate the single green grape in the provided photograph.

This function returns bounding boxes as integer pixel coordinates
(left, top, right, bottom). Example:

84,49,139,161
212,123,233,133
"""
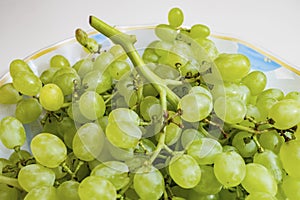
257,88,284,101
30,133,67,168
57,180,80,200
52,71,81,96
79,91,105,120
241,70,267,96
82,70,112,94
214,53,250,81
78,176,117,200
180,128,205,149
0,83,23,104
15,98,42,124
279,139,300,178
18,164,56,192
268,99,300,129
231,131,257,158
91,160,130,190
0,116,26,149
164,122,182,146
93,51,115,72
214,151,246,187
168,7,184,27
284,91,300,102
169,154,201,188
72,58,93,78
108,108,140,125
241,163,277,196
72,123,105,161
109,60,131,80
9,59,33,78
12,71,42,96
187,138,223,165
192,165,222,195
155,24,177,42
39,67,59,84
68,102,91,124
258,130,284,153
133,165,164,200
39,83,64,111
282,175,300,200
50,54,70,68
190,24,210,39
139,96,162,121
24,186,58,200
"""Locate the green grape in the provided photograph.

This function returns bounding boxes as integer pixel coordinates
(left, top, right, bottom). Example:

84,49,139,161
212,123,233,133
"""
178,93,213,122
42,116,62,139
0,116,26,149
39,67,59,84
31,133,67,168
180,128,205,149
189,86,213,101
231,131,257,158
154,40,173,56
0,183,19,200
241,163,277,196
187,138,222,165
222,145,238,152
50,54,70,68
168,7,184,27
164,122,182,145
39,83,64,111
241,70,267,96
214,151,246,187
155,24,178,42
72,123,105,161
78,176,117,200
109,44,128,60
108,108,140,125
0,83,23,104
96,115,109,131
192,165,222,195
9,59,33,78
82,70,112,94
284,91,300,102
245,192,277,200
253,150,283,183
214,96,247,124
142,47,160,63
93,51,115,72
106,121,142,149
169,154,201,188
109,60,131,80
245,104,262,121
107,139,134,161
68,102,91,124
24,186,58,200
9,149,32,164
214,53,250,81
52,72,81,95
78,91,105,120
57,117,77,149
12,71,42,96
15,98,42,124
194,38,219,60
279,139,300,178
57,180,80,200
72,58,94,78
258,131,284,154
256,97,278,120
282,176,300,200
153,63,181,80
91,160,130,190
139,96,161,121
190,24,210,39
133,165,164,200
257,88,284,101
18,164,55,192
268,99,300,129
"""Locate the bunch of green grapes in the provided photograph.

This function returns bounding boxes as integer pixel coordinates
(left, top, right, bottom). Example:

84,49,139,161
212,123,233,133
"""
1,7,300,200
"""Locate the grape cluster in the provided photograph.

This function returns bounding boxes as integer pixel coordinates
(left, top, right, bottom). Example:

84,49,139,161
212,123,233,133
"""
1,7,300,200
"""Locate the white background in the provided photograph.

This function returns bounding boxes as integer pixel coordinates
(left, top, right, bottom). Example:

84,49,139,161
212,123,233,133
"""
0,0,300,77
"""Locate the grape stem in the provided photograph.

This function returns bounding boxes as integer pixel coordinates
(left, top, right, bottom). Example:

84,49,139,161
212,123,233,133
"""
0,174,23,190
89,16,180,108
230,123,274,134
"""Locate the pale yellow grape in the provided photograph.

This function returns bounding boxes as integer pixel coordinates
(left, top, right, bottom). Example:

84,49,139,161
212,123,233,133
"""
39,83,64,111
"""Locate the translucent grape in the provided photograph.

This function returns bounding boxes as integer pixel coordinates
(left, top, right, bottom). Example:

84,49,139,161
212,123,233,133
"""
31,133,67,168
18,164,55,192
91,160,130,190
133,165,164,199
169,154,201,188
24,186,58,200
139,96,161,121
0,83,23,104
50,54,70,68
109,44,128,60
108,108,140,125
73,58,94,78
168,7,184,27
0,116,26,149
214,151,246,187
241,163,277,196
187,138,223,164
57,180,80,200
155,24,177,42
164,122,182,145
12,71,42,96
279,139,300,178
268,99,300,129
72,123,105,161
15,98,42,124
82,70,112,94
79,91,105,120
178,93,213,122
231,131,257,158
93,51,115,72
180,128,205,149
78,176,116,200
39,83,64,111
